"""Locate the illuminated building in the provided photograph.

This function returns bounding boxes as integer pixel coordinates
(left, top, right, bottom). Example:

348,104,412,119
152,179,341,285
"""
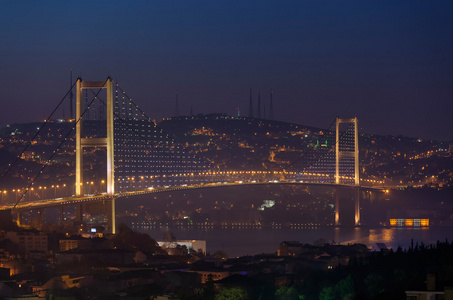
158,240,206,255
389,219,429,227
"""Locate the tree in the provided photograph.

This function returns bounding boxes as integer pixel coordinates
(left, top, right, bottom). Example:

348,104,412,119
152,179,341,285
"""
335,275,355,300
213,250,229,260
275,286,300,300
115,223,166,254
314,238,328,247
319,286,335,300
365,273,384,297
203,274,216,300
215,286,248,300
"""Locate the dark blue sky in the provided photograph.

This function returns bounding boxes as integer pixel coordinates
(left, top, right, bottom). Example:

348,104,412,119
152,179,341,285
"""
1,1,452,140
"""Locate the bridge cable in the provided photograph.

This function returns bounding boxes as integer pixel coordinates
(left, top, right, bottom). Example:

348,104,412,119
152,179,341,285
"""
89,86,216,176
113,83,345,183
90,89,216,187
113,81,199,149
112,82,223,172
285,118,337,170
12,79,109,209
284,119,356,183
112,82,181,142
0,80,78,186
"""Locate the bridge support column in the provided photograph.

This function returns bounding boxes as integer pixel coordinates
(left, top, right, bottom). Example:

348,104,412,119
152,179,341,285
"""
335,117,359,185
75,79,83,196
335,116,360,226
335,117,340,185
355,187,360,226
106,198,116,234
60,206,64,223
16,212,22,227
335,192,340,226
38,209,44,225
75,78,114,197
75,204,83,224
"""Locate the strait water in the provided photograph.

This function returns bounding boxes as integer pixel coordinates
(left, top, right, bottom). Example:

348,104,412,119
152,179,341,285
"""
119,184,453,257
137,226,453,257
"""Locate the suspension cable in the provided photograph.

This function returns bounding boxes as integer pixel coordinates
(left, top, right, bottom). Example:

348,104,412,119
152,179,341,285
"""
12,79,108,209
90,91,212,177
285,118,338,171
0,80,78,186
288,121,357,183
93,84,215,169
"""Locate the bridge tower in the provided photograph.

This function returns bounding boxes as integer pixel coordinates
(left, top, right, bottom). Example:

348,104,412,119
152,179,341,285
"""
335,117,360,226
75,78,114,196
75,78,115,233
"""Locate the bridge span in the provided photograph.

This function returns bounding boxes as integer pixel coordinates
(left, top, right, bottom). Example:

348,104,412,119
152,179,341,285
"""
1,77,387,233
2,179,386,233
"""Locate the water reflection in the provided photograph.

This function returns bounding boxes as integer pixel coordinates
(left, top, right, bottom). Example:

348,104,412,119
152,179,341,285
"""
139,226,452,257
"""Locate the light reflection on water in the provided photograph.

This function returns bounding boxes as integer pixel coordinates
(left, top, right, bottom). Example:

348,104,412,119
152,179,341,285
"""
140,226,452,257
343,227,433,249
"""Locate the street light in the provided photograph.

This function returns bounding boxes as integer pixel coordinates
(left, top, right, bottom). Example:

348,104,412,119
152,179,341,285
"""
13,189,19,202
52,185,59,198
1,190,6,203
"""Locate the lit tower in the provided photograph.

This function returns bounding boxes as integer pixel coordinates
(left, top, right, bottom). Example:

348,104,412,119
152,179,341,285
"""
75,78,114,197
334,116,360,226
248,88,253,118
257,91,261,119
75,78,115,233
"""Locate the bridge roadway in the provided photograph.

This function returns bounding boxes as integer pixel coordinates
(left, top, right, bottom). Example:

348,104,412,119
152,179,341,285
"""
1,180,385,212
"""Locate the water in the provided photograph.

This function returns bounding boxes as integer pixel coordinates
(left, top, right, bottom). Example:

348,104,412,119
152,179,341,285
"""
137,226,453,257
119,184,453,257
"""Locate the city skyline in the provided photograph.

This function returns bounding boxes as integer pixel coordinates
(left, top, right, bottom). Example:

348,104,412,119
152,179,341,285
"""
1,1,452,141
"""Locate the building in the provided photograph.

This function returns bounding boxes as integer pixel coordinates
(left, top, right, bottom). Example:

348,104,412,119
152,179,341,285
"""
187,269,230,284
158,240,206,255
4,231,48,254
59,238,80,252
405,274,453,300
58,235,112,252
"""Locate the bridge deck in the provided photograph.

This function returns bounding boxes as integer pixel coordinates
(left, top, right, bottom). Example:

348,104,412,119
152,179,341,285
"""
2,181,384,212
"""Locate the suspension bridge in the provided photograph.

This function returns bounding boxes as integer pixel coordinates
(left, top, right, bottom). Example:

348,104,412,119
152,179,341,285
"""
0,77,384,233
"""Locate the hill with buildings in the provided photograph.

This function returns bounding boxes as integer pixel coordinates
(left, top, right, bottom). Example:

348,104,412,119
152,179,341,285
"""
0,115,451,201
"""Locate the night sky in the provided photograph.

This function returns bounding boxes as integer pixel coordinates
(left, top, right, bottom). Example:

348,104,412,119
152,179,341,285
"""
1,1,452,141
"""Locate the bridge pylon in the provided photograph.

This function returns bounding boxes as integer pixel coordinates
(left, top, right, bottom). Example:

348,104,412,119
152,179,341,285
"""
75,78,115,234
75,78,115,197
335,116,360,226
